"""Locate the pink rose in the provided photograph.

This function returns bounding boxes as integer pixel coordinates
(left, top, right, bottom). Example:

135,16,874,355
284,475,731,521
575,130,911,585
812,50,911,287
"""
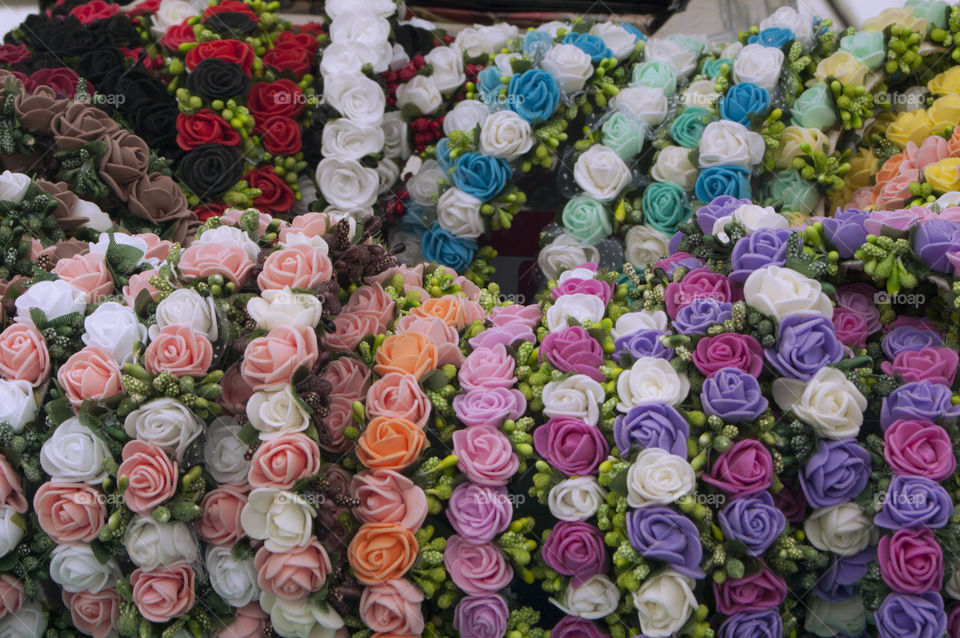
179,243,254,286
135,234,172,262
665,268,737,318
279,212,327,240
884,419,956,481
702,440,773,498
34,481,104,542
130,563,195,623
394,315,463,367
490,304,541,329
197,485,248,545
713,566,786,614
53,252,113,302
0,575,22,621
322,357,372,401
551,278,612,304
366,264,428,299
343,283,395,334
0,324,50,387
884,316,943,335
0,455,26,513
366,373,431,428
443,535,513,595
881,347,958,386
469,323,535,350
863,207,929,233
57,345,123,406
914,136,950,170
447,483,512,544
122,269,160,307
692,333,763,377
215,604,268,638
144,324,213,377
63,588,118,638
323,313,380,353
219,363,254,416
540,521,608,587
835,284,882,334
452,388,526,428
254,540,332,599
257,244,333,291
832,308,869,349
848,187,874,209
875,172,916,210
539,326,604,383
223,207,276,234
320,396,355,453
351,469,427,530
248,432,321,489
878,528,943,594
359,579,425,635
117,441,177,514
459,344,515,392
241,325,319,390
452,425,519,486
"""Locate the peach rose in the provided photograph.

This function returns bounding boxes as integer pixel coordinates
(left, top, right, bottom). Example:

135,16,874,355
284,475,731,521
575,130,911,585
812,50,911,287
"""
257,244,333,291
367,264,427,298
0,455,26,513
179,242,254,286
254,539,332,599
409,295,485,330
117,440,177,514
34,481,104,542
57,345,123,406
323,313,381,353
279,212,329,242
359,579,425,635
366,373,431,428
241,325,319,391
322,396,357,454
144,324,213,377
130,563,195,623
351,469,427,530
214,603,268,638
374,333,437,380
219,363,255,416
136,234,172,262
63,588,118,638
53,252,113,302
0,324,50,387
356,417,426,472
122,269,161,308
348,523,419,585
323,357,372,401
0,575,22,621
344,284,396,333
393,315,463,367
248,432,321,489
197,485,248,545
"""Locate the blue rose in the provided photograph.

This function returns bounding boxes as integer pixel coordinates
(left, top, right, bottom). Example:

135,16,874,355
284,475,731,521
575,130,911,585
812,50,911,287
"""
421,226,477,272
720,82,770,126
476,66,504,108
434,138,453,172
747,27,795,49
522,30,554,57
452,152,511,201
702,58,733,79
508,69,561,124
695,165,751,201
562,32,612,62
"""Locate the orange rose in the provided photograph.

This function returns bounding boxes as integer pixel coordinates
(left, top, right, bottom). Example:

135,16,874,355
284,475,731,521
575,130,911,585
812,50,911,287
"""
374,333,437,380
241,325,319,391
0,324,50,387
53,252,113,302
144,324,213,377
408,296,465,328
393,315,462,367
57,345,123,406
356,417,426,472
257,244,333,290
179,242,254,286
248,432,321,489
348,523,419,585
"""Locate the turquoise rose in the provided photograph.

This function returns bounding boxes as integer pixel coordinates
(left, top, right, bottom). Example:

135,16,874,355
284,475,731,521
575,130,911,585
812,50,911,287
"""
790,85,837,129
642,182,691,235
666,34,706,56
562,195,613,244
765,169,820,215
839,31,885,70
702,58,733,79
602,111,646,160
631,61,677,97
670,107,714,148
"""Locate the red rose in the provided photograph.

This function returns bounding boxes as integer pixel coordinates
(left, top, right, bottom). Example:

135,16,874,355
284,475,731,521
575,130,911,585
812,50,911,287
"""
275,31,319,56
248,80,304,119
185,40,255,74
27,68,90,98
297,21,325,34
69,0,119,24
262,46,312,79
258,116,301,155
161,21,196,51
204,1,258,20
246,167,295,214
119,48,164,72
0,44,30,65
194,201,228,221
125,0,160,16
176,109,241,151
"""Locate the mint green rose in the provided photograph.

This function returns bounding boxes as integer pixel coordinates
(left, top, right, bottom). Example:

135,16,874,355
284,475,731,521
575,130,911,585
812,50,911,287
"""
641,182,691,234
790,85,837,129
906,0,949,29
765,169,820,215
702,58,733,79
631,61,678,97
562,195,613,244
670,107,714,149
602,112,646,161
666,34,707,56
839,31,885,70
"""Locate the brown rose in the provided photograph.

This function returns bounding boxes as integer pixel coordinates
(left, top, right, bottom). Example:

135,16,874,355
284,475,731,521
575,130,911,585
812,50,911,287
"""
34,179,83,231
99,130,151,194
123,173,198,244
50,102,118,150
15,85,68,132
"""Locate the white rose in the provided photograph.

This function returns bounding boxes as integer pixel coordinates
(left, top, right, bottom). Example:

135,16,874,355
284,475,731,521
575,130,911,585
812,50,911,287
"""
946,559,960,599
698,120,765,168
453,24,518,58
325,0,395,20
317,158,379,210
546,294,606,333
425,46,466,93
805,596,867,637
611,310,668,339
40,418,110,485
193,225,260,262
733,43,784,91
772,367,868,440
328,11,392,72
538,233,599,281
262,592,344,638
321,119,385,160
205,417,251,485
548,477,607,521
632,569,698,638
743,265,833,321
541,374,605,426
550,574,620,619
617,357,690,411
615,87,669,126
14,280,85,327
377,158,400,195
651,146,696,188
241,488,316,552
626,448,695,508
494,52,520,77
0,380,35,432
281,228,333,252
541,44,594,94
405,161,444,209
760,6,815,49
683,79,721,108
644,38,698,75
557,267,598,284
73,199,113,232
721,40,743,59
0,507,24,559
537,21,570,37
124,518,198,570
150,0,199,36
207,545,260,608
444,100,490,136
0,602,46,638
81,302,146,365
49,543,120,594
123,398,204,461
723,204,789,233
395,76,442,115
320,42,363,78
625,225,671,271
149,288,218,342
247,287,324,330
479,110,534,160
804,503,878,556
590,22,638,60
247,386,312,441
437,188,484,238
574,146,632,201
324,74,386,126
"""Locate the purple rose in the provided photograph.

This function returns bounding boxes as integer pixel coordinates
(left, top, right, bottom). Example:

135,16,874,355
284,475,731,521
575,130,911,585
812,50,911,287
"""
881,381,960,430
695,195,751,234
613,402,690,458
913,218,960,273
718,609,783,638
533,417,609,476
552,277,612,304
798,439,871,508
614,329,674,363
875,592,947,638
551,616,610,638
541,521,608,586
540,326,605,382
673,298,733,335
875,475,953,530
625,505,703,577
454,594,508,638
729,227,791,284
718,491,786,557
447,483,513,544
453,388,526,427
882,326,944,360
701,367,768,422
764,313,844,380
821,208,869,258
814,547,876,602
668,231,684,254
469,323,535,349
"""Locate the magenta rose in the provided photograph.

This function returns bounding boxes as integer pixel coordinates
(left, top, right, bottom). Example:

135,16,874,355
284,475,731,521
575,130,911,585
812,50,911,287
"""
459,344,516,392
772,479,807,524
551,616,610,638
881,347,959,386
884,419,956,481
540,326,605,382
453,426,520,486
665,268,737,318
713,566,787,614
551,278,612,304
702,440,773,498
540,521,608,587
878,528,944,594
452,388,526,428
490,305,542,329
532,417,609,477
691,333,763,377
832,308,869,349
443,535,513,595
447,483,513,544
835,284,882,334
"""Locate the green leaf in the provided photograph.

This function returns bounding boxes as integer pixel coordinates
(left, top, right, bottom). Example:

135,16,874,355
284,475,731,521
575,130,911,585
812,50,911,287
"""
90,539,113,565
45,397,72,426
29,307,48,331
420,369,449,392
134,288,153,317
237,422,259,446
608,467,629,497
105,234,144,276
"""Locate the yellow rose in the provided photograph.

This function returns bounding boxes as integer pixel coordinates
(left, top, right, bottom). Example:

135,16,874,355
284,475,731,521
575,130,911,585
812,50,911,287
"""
845,148,879,191
861,8,928,34
885,110,934,149
926,95,960,135
923,157,960,193
782,211,810,227
927,66,960,96
864,111,896,140
774,126,830,169
814,51,869,87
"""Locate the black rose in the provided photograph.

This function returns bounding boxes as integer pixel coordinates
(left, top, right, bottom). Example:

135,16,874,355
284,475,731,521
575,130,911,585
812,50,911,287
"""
42,18,107,57
185,59,252,101
203,13,257,37
15,51,61,74
129,101,180,154
178,144,245,198
78,48,126,87
301,123,324,166
394,24,435,57
115,69,173,112
90,14,141,48
17,15,56,48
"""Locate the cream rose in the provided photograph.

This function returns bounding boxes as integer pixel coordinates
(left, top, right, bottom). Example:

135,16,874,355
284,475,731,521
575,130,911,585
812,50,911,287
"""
124,518,198,571
711,204,789,235
548,477,607,521
149,288,218,342
574,145,632,201
247,386,312,441
317,158,379,210
321,119,386,161
772,367,868,440
123,398,204,461
733,43,784,91
550,574,620,619
626,448,695,508
644,38,697,75
49,543,120,594
437,188,484,238
632,569,698,638
14,280,85,327
804,503,878,556
625,225,671,271
698,120,765,168
617,357,690,411
241,488,316,552
247,287,324,330
443,100,489,136
814,51,868,87
261,592,344,638
651,146,697,188
683,79,721,108
207,546,260,608
538,234,600,281
743,265,833,321
774,126,829,169
611,310,669,339
541,374,605,426
542,44,594,94
73,199,113,232
615,87,669,127
205,417,251,485
406,160,445,207
590,22,638,60
546,294,606,333
479,110,535,161
40,418,111,485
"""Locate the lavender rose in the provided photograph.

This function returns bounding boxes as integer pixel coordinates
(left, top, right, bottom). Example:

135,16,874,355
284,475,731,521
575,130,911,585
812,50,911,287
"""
540,326,605,382
798,439,871,508
881,381,960,430
541,521,608,586
614,329,674,364
718,491,786,557
882,326,944,360
453,594,509,638
468,323,535,349
764,314,844,380
695,195,751,234
875,475,953,530
875,592,947,638
729,227,791,284
718,609,783,638
821,208,869,258
452,388,526,427
700,367,768,422
613,402,689,458
913,218,960,273
673,298,733,335
447,483,513,544
625,505,704,577
814,548,876,602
